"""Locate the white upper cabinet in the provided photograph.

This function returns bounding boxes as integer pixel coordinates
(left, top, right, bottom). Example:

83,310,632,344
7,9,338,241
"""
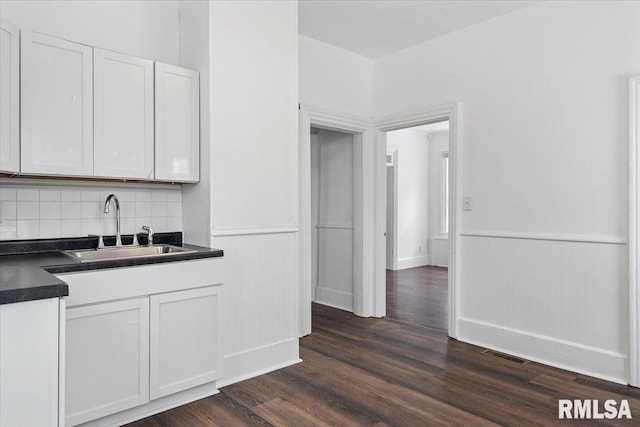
155,63,200,182
20,31,93,176
94,49,154,179
0,20,20,173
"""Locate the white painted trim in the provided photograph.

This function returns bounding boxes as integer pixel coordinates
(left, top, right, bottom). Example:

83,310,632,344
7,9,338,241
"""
211,225,299,237
395,255,430,270
460,230,627,245
315,287,354,311
386,148,399,271
218,338,301,388
316,223,353,230
630,75,640,387
299,105,372,336
458,318,627,385
58,298,66,427
373,102,460,338
0,177,179,191
79,382,219,427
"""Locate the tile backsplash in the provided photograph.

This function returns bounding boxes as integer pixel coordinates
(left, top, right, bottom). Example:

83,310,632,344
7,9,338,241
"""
0,181,182,240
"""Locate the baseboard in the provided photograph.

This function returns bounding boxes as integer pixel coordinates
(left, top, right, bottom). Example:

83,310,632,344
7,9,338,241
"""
217,338,301,388
315,287,353,311
396,255,430,270
458,318,627,384
81,382,219,426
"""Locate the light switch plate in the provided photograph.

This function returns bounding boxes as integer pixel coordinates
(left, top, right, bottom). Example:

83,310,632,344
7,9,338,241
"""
463,196,472,211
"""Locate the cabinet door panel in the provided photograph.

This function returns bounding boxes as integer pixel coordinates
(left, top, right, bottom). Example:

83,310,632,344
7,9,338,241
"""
155,63,199,182
21,31,93,176
0,19,19,173
66,298,149,426
94,49,154,179
150,286,219,400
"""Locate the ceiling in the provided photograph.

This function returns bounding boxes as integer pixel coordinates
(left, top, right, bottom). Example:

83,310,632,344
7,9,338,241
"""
299,0,542,59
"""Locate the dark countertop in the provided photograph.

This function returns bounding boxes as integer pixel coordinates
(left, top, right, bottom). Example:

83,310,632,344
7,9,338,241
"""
0,233,223,305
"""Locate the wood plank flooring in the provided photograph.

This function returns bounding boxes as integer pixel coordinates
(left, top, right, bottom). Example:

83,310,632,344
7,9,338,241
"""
127,304,640,426
386,266,448,332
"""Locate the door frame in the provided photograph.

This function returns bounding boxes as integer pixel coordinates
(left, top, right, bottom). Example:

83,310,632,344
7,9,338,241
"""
630,75,640,386
385,148,399,271
299,104,373,335
373,102,460,338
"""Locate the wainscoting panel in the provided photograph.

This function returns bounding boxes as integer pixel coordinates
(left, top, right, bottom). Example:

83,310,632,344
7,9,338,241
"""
212,231,301,386
459,235,628,383
316,227,353,311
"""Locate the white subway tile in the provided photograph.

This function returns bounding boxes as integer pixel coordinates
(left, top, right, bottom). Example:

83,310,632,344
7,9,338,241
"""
167,202,181,217
61,190,82,202
81,191,101,202
135,217,153,230
17,220,39,239
120,203,135,218
82,202,101,219
0,188,17,201
61,219,82,237
152,202,168,217
152,217,168,232
136,191,152,202
167,216,182,232
167,191,182,202
101,218,116,235
40,202,61,220
0,221,17,239
17,201,39,220
40,190,61,202
81,219,101,236
122,218,137,235
17,189,39,201
61,202,82,219
40,220,61,238
135,202,152,218
117,191,136,202
152,192,167,202
1,201,17,221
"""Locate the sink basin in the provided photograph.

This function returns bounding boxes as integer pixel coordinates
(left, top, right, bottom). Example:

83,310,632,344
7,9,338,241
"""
63,244,196,262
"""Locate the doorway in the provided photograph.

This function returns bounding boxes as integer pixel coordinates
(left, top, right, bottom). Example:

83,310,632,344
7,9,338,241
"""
384,120,450,332
310,127,355,312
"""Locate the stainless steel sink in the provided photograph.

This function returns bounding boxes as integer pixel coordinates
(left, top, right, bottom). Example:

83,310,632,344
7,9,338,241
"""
63,244,196,262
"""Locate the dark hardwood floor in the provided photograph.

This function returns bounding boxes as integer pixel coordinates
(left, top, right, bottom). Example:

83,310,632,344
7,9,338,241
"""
128,304,640,426
386,266,448,332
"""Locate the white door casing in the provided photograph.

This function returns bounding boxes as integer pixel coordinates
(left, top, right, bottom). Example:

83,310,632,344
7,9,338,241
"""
373,102,460,338
630,75,640,387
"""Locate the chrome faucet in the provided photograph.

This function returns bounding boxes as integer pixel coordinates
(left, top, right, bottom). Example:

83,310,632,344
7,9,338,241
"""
142,225,154,247
103,194,122,247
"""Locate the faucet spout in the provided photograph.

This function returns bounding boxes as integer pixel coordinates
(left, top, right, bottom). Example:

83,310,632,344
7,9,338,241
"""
104,194,122,247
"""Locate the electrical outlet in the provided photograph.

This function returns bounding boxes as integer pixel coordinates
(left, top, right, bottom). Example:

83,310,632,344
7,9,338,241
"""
463,196,472,211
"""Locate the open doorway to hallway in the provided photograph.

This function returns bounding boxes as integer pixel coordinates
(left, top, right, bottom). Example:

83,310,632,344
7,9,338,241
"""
385,120,450,332
310,127,355,312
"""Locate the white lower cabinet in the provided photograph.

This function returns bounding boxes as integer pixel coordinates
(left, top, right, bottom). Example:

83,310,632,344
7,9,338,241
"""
0,298,61,427
65,298,149,426
63,267,222,427
150,286,220,400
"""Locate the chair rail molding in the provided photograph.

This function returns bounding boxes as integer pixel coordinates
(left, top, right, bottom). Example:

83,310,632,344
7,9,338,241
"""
630,75,640,387
373,101,460,339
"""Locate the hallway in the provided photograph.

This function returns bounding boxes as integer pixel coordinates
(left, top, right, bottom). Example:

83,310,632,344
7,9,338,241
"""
386,266,448,332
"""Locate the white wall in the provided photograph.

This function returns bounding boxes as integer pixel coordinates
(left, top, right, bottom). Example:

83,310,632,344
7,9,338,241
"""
374,1,640,382
208,0,300,386
311,129,354,311
299,35,373,117
428,130,449,267
0,0,180,64
179,1,211,247
387,128,430,270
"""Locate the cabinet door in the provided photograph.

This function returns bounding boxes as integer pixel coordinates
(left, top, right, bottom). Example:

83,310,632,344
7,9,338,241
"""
0,299,59,427
94,49,154,179
150,286,219,400
21,31,93,176
66,298,149,426
155,63,200,182
0,20,19,173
